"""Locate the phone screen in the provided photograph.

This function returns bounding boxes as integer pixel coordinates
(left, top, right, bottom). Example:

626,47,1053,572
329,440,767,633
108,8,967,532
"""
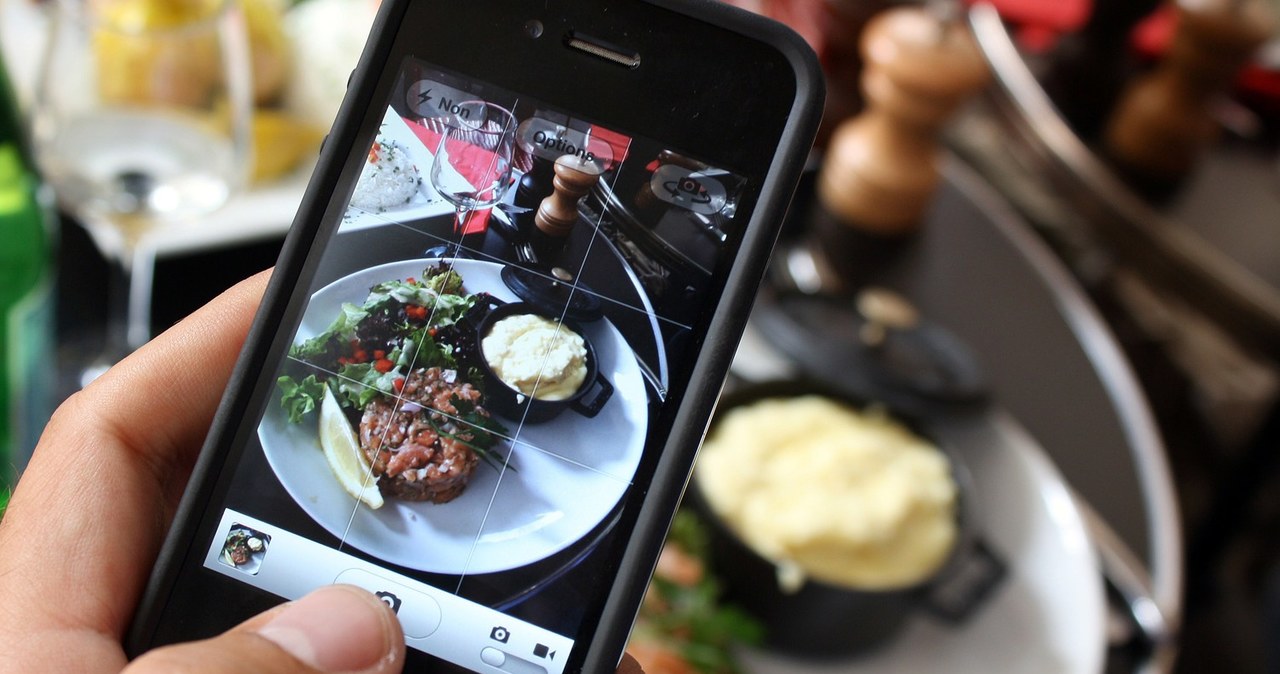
144,46,787,672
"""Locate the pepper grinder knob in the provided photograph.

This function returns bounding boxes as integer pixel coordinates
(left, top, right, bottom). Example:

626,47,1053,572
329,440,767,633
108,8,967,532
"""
817,2,989,236
856,287,920,348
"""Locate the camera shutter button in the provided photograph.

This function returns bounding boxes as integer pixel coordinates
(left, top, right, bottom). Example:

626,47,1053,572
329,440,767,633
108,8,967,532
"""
331,568,441,638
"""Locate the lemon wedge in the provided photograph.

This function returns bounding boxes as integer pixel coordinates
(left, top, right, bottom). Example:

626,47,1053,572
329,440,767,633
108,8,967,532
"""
319,386,383,509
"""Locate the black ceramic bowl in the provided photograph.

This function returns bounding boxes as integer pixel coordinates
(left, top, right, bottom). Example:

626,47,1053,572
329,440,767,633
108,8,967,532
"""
691,379,994,659
476,301,613,424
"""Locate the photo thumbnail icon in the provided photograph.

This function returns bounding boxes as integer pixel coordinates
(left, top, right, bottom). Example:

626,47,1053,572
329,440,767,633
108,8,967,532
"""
218,524,271,575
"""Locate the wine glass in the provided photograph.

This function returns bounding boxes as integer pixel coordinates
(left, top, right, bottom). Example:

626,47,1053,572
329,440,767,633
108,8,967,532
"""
428,101,517,243
32,0,252,384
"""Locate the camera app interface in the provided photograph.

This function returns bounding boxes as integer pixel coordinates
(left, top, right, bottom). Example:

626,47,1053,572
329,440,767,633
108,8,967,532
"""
200,56,749,673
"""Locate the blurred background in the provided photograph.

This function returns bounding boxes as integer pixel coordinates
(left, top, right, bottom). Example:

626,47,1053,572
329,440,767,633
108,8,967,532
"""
2,0,1279,672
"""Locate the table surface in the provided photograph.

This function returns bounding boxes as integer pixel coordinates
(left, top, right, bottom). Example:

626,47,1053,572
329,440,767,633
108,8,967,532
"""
959,2,1280,361
1167,139,1280,295
881,159,1175,583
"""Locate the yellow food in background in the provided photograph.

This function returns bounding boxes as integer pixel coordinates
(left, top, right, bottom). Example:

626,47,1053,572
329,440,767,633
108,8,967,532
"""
100,0,224,29
697,395,958,591
93,0,291,106
251,110,323,183
247,3,324,186
319,386,384,509
242,0,291,105
94,0,223,107
93,0,318,182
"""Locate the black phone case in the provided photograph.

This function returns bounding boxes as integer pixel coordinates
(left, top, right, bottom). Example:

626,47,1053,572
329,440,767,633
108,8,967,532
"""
126,0,823,669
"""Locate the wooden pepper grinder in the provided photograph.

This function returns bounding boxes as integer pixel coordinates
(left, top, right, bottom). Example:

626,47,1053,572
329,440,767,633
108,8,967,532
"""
816,2,989,239
531,153,603,261
1103,0,1274,195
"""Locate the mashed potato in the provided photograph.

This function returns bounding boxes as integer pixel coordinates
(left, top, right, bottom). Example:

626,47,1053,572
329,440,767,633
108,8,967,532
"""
696,395,957,591
482,314,588,400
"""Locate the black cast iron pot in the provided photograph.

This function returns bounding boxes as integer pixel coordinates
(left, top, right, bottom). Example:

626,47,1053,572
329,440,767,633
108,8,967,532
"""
690,378,1003,660
476,300,613,424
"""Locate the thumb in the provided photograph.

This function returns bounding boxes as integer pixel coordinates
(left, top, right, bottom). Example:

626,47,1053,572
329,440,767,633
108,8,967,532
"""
125,585,405,674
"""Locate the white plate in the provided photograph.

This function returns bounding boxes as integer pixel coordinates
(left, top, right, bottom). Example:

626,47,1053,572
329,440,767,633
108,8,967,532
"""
737,410,1106,674
258,258,649,575
340,111,454,232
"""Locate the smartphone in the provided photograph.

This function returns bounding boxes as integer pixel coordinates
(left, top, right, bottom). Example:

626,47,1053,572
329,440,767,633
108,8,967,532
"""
127,0,821,671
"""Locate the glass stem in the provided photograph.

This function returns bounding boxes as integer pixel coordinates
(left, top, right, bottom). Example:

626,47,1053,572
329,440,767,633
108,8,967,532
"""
457,205,470,237
80,251,134,389
104,252,132,356
126,242,155,349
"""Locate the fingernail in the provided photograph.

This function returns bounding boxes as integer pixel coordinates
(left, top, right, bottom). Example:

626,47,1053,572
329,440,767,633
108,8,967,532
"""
256,585,398,671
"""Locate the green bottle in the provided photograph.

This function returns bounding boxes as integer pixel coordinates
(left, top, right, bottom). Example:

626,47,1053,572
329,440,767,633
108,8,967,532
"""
0,53,55,514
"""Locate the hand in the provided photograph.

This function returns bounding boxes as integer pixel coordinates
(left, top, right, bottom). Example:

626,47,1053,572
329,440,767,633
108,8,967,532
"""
0,270,644,674
0,271,395,674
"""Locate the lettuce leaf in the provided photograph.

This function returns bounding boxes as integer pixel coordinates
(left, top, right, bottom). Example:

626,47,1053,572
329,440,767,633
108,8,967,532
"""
332,362,404,410
277,374,328,423
281,265,480,424
289,302,368,361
